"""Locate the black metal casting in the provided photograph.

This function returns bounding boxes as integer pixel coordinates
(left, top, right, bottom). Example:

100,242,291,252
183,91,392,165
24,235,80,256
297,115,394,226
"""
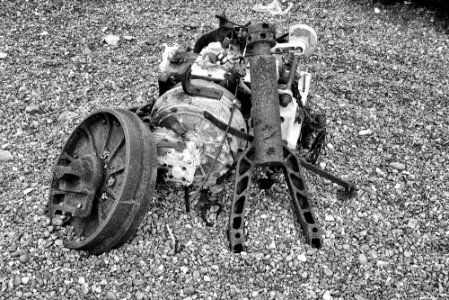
228,23,323,253
48,109,157,254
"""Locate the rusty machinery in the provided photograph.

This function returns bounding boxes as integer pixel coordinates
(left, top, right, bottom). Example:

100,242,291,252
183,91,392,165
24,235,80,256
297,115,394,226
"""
48,15,355,254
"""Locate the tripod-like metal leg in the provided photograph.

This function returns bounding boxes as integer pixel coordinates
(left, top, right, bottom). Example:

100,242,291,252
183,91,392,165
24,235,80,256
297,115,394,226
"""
228,147,255,253
282,146,322,248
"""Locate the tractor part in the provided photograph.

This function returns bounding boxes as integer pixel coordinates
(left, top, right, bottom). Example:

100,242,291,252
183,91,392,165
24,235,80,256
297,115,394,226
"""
48,108,157,254
228,23,323,253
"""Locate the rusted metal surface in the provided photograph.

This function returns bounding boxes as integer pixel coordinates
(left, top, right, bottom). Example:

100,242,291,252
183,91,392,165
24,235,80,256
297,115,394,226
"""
228,23,323,253
48,109,157,254
247,24,284,165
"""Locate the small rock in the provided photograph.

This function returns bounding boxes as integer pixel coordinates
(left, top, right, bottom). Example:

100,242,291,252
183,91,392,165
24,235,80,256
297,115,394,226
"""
78,277,85,284
374,7,381,14
136,291,145,300
25,105,41,115
268,241,276,249
358,129,373,136
23,188,34,195
21,277,29,285
0,150,13,162
354,295,367,300
301,271,308,279
407,218,418,228
18,254,28,263
319,162,326,169
376,260,388,267
57,111,70,123
105,291,117,300
82,47,92,55
407,174,416,181
103,34,120,46
323,268,333,278
358,253,368,265
193,270,200,280
123,35,135,41
323,291,332,300
390,162,406,171
203,275,211,282
326,143,334,150
184,286,195,295
55,239,64,246
325,215,335,222
404,251,412,258
52,217,64,226
0,52,7,59
375,168,386,177
297,254,307,262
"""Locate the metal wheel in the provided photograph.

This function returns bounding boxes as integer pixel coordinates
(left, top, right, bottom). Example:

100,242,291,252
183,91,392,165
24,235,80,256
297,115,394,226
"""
48,108,157,254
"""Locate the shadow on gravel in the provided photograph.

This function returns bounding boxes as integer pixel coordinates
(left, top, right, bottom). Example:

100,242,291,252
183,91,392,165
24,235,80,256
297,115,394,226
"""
355,0,449,32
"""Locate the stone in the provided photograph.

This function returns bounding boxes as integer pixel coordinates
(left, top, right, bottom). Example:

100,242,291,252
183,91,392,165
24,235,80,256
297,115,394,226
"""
25,105,41,115
407,218,418,228
105,291,117,300
325,215,335,222
184,286,195,295
358,253,368,265
104,35,120,46
323,268,333,278
297,254,307,262
358,129,373,136
354,295,367,300
0,52,7,59
136,291,145,300
21,277,29,285
18,254,28,263
0,150,13,162
82,47,92,55
390,162,406,171
323,291,332,300
123,35,135,41
57,111,70,123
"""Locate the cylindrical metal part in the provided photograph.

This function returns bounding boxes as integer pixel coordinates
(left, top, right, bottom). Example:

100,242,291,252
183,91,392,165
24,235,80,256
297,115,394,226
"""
249,54,284,164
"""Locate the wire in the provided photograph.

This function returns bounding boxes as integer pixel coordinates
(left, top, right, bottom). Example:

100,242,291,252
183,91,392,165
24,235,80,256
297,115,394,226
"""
192,78,240,201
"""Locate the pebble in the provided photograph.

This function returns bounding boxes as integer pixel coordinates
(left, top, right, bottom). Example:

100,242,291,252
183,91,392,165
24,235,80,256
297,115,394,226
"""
55,239,64,246
358,253,368,265
204,275,211,282
193,270,200,280
326,143,334,150
319,162,326,169
375,167,386,177
123,35,135,41
301,271,308,279
404,251,412,258
104,34,120,46
25,105,41,114
354,295,367,300
105,291,117,300
407,218,418,228
19,254,29,263
297,254,307,262
82,47,92,55
390,162,406,171
136,291,145,300
21,277,30,285
184,286,195,295
0,52,7,59
374,7,381,14
57,111,70,122
323,291,332,300
323,268,333,278
325,215,335,222
358,129,373,136
0,150,13,162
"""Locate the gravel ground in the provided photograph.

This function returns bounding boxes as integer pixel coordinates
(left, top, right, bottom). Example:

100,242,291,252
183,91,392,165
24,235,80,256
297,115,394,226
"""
1,0,448,299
